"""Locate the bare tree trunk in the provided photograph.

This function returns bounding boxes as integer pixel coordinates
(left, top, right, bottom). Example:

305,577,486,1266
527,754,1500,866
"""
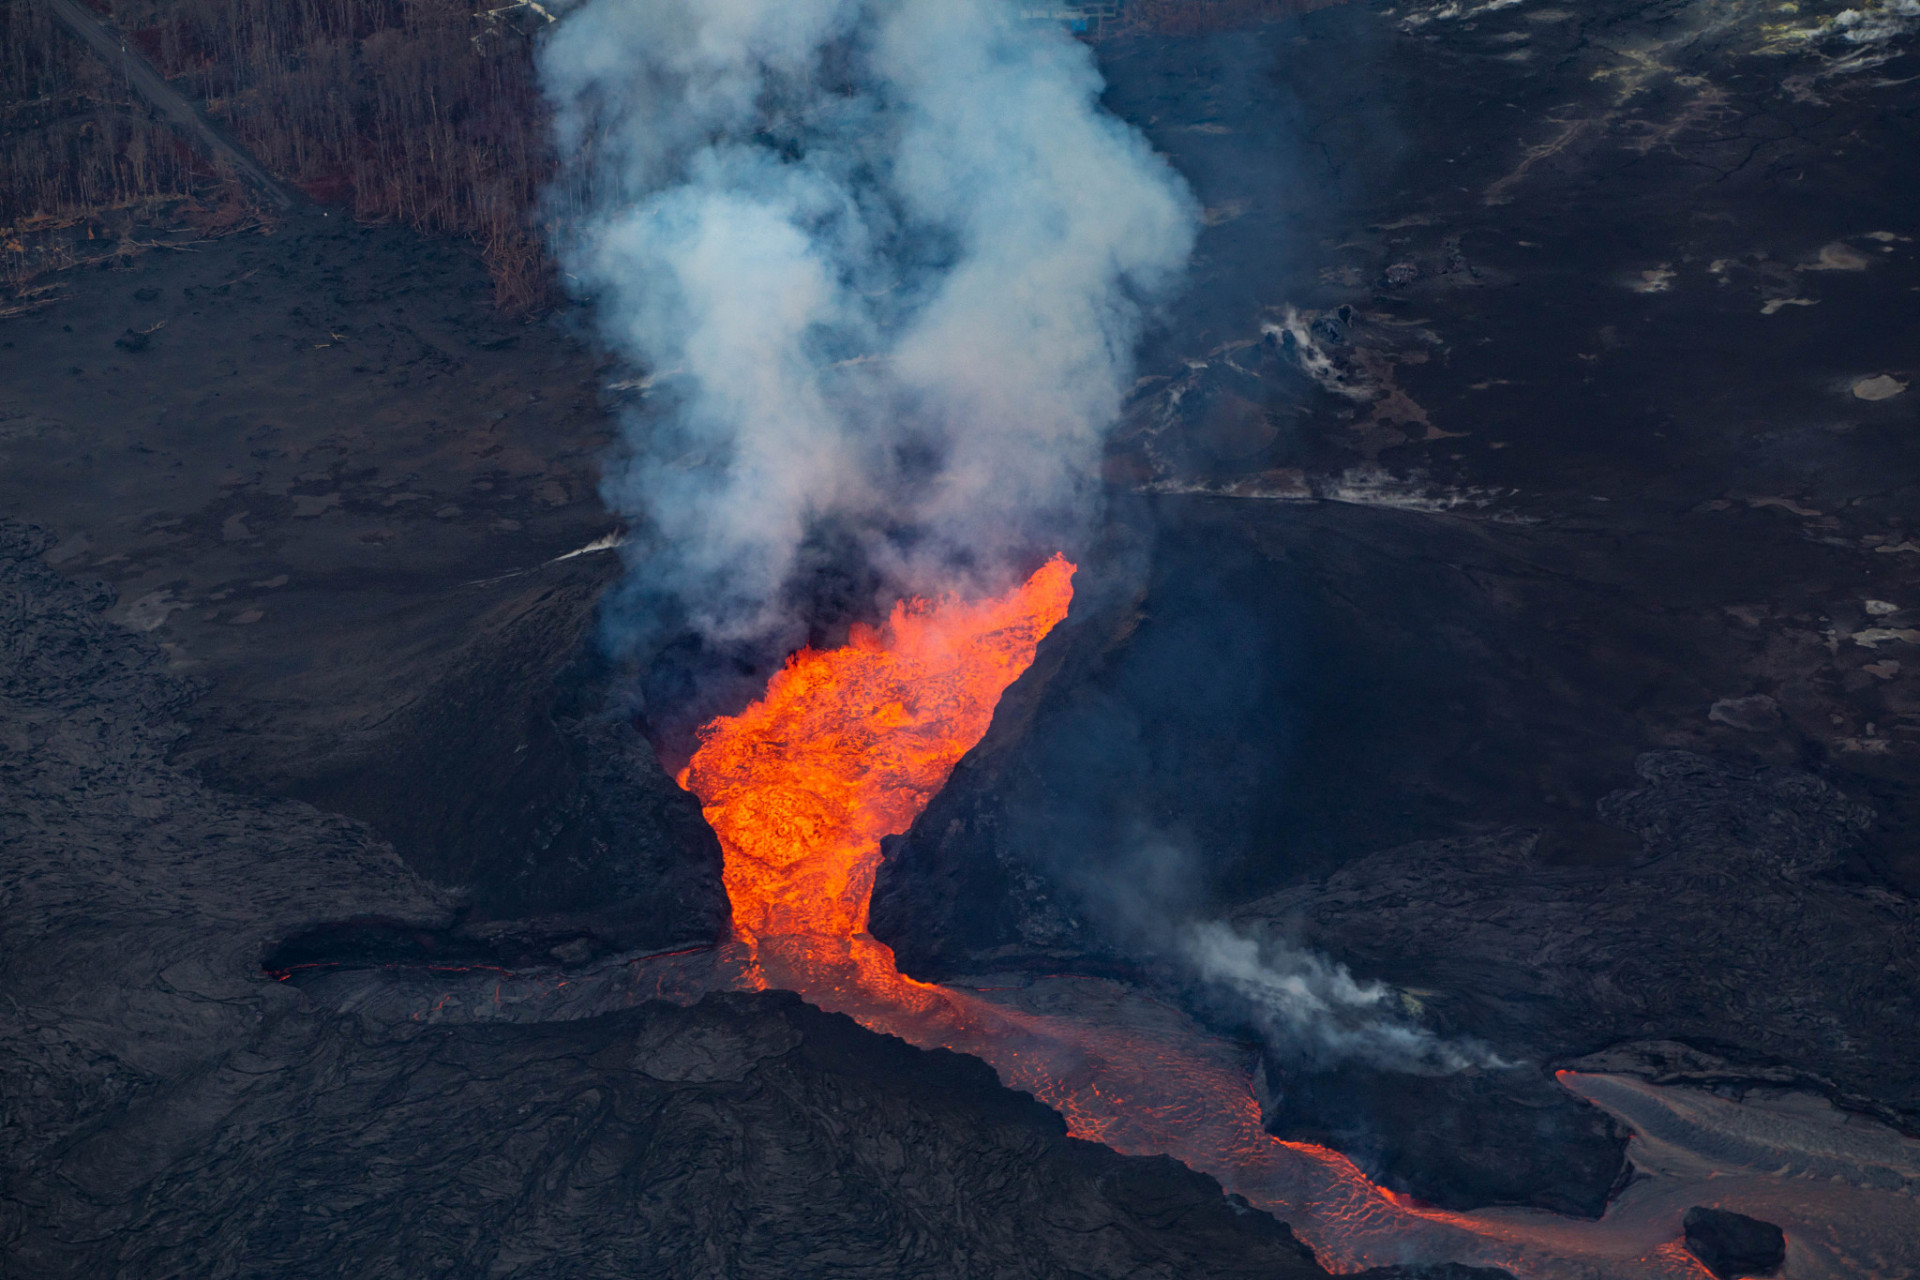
36,0,301,209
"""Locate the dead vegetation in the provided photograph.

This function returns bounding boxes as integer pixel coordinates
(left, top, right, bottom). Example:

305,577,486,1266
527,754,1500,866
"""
3,0,1345,313
126,0,557,311
3,0,555,311
2,0,208,293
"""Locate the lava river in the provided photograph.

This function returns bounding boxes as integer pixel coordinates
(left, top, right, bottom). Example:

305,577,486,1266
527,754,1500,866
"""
676,556,1728,1279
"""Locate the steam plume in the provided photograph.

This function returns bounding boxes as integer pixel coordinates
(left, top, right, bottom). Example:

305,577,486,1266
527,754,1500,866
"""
1183,919,1507,1073
540,0,1197,642
1065,830,1500,1073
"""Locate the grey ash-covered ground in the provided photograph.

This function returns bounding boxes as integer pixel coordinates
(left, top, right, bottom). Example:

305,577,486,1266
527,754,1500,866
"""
3,0,1919,1271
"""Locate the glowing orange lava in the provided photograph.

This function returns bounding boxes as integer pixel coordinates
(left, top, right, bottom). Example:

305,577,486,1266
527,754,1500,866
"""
684,553,1075,947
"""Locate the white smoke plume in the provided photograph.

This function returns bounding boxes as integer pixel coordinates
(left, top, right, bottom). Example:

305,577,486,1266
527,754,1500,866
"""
1064,830,1502,1074
1183,919,1508,1074
540,0,1197,641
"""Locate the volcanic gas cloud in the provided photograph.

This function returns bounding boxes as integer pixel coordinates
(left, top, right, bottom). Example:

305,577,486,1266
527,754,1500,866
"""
541,0,1196,646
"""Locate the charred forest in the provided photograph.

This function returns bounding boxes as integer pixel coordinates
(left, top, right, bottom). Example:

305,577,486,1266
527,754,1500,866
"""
3,0,553,308
2,0,1307,312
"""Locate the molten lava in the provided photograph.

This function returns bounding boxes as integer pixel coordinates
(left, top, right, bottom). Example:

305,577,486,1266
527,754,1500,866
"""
684,553,1074,947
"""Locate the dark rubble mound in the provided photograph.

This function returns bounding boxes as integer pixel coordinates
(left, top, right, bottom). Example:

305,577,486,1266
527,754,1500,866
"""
1683,1206,1787,1279
1258,1061,1628,1218
1598,751,1875,879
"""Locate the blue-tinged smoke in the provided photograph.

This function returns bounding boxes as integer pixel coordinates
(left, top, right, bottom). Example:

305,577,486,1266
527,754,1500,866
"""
1183,919,1509,1073
541,0,1197,642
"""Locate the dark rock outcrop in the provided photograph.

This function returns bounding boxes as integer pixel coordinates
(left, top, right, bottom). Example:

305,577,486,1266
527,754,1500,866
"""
277,565,729,954
1683,1206,1787,1279
1257,1063,1629,1218
1597,750,1874,881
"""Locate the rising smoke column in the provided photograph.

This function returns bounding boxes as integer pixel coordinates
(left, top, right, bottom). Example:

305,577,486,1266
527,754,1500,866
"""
540,0,1196,642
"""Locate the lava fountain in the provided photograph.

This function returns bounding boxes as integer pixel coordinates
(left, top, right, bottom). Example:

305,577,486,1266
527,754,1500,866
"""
676,555,1724,1279
684,553,1074,950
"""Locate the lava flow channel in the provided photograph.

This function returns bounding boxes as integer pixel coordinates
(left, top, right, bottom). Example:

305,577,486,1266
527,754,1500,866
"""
676,555,1707,1279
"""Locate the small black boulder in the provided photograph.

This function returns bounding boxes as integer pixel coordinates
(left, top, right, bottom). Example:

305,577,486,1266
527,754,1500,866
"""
1683,1206,1786,1279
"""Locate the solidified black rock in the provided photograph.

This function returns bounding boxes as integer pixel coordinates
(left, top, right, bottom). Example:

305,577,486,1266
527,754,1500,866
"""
1597,750,1873,880
1257,1060,1628,1218
1683,1206,1787,1279
267,562,730,955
